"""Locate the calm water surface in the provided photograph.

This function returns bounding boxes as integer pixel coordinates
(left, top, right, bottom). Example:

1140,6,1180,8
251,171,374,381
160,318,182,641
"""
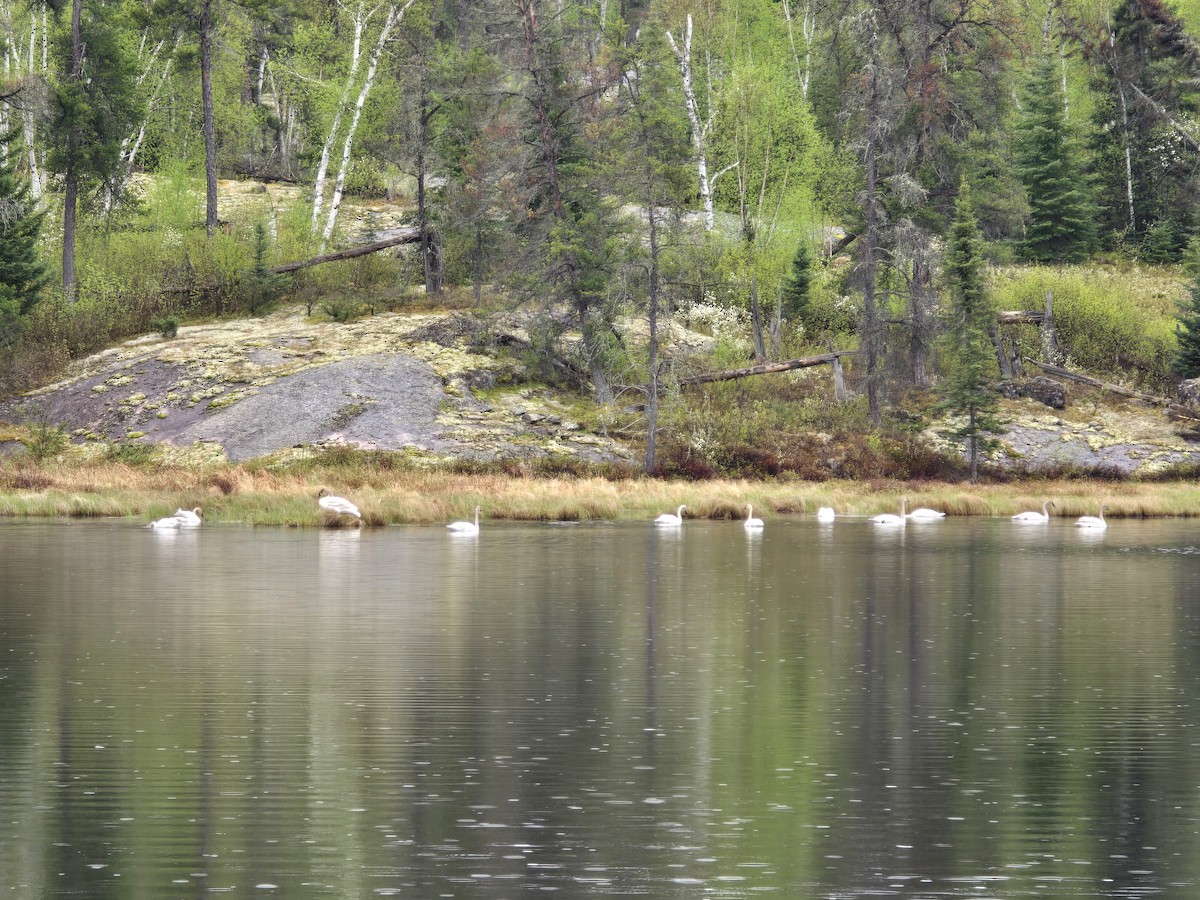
2,515,1200,898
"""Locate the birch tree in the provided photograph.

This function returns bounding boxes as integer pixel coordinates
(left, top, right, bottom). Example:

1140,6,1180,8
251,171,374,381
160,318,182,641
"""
320,0,418,248
310,0,373,235
666,14,734,231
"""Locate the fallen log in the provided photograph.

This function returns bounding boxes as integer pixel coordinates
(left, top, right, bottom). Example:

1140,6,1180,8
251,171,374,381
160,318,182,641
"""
679,351,857,387
269,229,421,274
997,310,1044,326
1026,359,1200,422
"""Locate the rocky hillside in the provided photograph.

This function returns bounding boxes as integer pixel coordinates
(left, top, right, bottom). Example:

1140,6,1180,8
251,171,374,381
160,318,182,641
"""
3,301,1200,476
0,304,634,466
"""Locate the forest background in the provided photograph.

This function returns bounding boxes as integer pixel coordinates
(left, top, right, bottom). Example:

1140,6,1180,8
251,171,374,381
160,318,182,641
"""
1,0,1200,487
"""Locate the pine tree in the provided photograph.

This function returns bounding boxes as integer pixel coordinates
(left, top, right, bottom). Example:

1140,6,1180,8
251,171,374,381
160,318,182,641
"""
1173,239,1200,378
0,146,48,344
1014,55,1097,262
780,240,813,325
939,182,1002,481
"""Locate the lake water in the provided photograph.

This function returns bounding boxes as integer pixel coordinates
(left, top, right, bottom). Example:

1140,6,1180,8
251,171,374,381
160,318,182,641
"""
2,514,1200,898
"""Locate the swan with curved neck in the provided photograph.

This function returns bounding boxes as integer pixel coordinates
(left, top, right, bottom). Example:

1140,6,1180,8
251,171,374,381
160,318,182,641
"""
743,504,764,530
173,507,203,526
871,498,907,526
655,504,687,526
1075,504,1108,529
906,504,946,520
447,505,481,534
1012,500,1054,523
317,488,361,519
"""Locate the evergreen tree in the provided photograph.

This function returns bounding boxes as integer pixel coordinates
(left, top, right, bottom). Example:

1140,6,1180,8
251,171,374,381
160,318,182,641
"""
781,240,813,324
1014,55,1097,262
1173,238,1200,378
0,145,48,344
938,182,1002,482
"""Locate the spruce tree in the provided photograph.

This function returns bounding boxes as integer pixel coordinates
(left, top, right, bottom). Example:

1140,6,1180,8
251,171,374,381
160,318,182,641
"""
938,182,1001,481
1173,238,1200,378
0,147,48,344
1014,55,1097,262
780,240,813,325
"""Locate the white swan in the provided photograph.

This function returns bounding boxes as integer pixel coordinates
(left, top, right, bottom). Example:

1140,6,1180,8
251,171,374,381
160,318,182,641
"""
317,488,361,519
655,504,687,526
1075,505,1108,529
149,515,182,529
816,506,836,523
743,504,764,530
1012,500,1054,523
447,505,481,534
906,504,946,520
173,506,203,526
871,498,907,526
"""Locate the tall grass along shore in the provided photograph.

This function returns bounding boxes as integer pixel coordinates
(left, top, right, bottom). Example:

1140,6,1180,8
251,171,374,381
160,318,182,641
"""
2,455,1200,526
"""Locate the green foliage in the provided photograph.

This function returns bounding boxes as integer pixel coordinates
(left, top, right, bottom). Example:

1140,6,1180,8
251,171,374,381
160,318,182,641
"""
938,183,1002,480
1014,56,1097,263
321,296,362,323
1173,239,1200,378
0,152,48,335
244,222,286,315
781,240,813,322
25,418,68,461
991,265,1180,387
152,316,179,338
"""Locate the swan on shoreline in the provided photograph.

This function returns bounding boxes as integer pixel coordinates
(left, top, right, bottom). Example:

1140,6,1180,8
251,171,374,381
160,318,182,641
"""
871,498,907,526
655,504,687,526
816,507,836,523
1012,500,1054,523
743,505,764,530
448,505,481,534
317,488,361,519
1075,505,1108,529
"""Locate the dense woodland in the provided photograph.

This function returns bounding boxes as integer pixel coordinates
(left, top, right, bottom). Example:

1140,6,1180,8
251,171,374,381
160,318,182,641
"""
1,0,1200,476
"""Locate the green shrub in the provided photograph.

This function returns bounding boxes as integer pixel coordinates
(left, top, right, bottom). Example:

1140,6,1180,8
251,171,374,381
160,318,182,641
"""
152,316,179,338
991,265,1181,388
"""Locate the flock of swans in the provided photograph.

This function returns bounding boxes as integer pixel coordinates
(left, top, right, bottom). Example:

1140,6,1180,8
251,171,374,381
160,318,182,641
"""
149,490,1111,533
653,497,1111,530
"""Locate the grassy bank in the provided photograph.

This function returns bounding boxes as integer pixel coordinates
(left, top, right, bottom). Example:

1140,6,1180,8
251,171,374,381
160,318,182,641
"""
2,456,1200,525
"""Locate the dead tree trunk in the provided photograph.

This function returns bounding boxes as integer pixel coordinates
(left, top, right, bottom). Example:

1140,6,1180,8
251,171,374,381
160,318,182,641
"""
269,229,421,274
679,351,857,387
1041,290,1060,364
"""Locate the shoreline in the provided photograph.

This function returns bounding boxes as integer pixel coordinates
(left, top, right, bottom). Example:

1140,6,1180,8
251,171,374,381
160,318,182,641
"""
1,459,1198,525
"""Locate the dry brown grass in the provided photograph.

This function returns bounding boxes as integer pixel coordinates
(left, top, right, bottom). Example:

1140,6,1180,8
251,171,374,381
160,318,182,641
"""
3,456,1200,524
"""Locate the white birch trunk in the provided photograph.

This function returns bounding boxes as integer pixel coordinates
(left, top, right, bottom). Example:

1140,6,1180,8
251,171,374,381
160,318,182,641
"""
321,0,416,247
667,15,715,231
105,33,179,211
1116,80,1135,231
311,1,372,234
256,46,267,100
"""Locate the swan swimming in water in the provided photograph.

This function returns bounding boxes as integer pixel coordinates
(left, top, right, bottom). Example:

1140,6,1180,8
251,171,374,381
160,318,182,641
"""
317,488,361,519
173,507,203,526
1012,500,1054,523
743,504,764,530
1075,505,1108,529
871,498,907,526
655,504,687,526
447,505,481,534
149,515,182,529
906,504,946,520
816,507,836,523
